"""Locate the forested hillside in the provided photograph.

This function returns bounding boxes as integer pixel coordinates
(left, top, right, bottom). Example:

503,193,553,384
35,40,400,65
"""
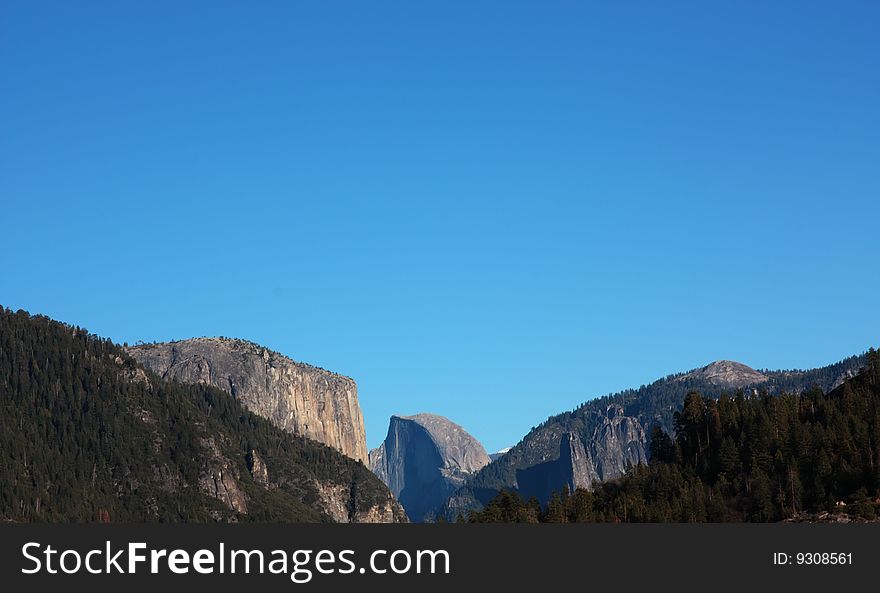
0,308,403,523
444,353,865,517
466,350,880,522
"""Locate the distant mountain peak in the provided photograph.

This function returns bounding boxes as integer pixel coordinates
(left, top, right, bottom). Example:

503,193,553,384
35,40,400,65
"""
681,360,768,388
489,447,512,462
369,413,490,521
385,413,490,474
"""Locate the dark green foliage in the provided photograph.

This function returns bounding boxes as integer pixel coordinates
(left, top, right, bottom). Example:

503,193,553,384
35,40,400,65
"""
465,490,540,523
469,351,880,523
0,307,390,522
649,425,677,464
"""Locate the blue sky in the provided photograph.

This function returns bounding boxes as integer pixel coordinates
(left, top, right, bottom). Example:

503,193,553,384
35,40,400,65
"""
1,1,878,452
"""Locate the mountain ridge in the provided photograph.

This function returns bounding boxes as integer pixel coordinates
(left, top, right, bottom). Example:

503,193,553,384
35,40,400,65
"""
467,350,880,523
438,353,868,519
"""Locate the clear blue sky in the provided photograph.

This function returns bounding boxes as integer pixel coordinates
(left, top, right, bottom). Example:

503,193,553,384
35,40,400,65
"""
2,1,878,453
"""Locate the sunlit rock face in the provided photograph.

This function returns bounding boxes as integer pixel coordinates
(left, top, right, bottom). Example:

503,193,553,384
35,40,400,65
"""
127,338,367,462
679,360,768,388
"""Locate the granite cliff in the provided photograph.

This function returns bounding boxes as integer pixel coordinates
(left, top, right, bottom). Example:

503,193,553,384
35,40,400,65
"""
127,338,367,461
370,413,490,522
516,405,647,503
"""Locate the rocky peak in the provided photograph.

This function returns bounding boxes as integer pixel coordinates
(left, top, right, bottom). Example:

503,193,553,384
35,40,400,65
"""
681,360,768,388
369,413,490,522
247,449,269,488
126,337,368,461
397,413,491,475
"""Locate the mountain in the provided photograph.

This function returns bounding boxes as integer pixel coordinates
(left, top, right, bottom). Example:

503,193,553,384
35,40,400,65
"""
677,360,768,387
489,447,512,462
441,355,867,519
127,338,367,462
369,413,490,522
467,350,880,523
0,308,406,523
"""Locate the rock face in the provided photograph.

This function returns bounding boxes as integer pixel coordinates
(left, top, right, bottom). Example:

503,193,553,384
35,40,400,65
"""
516,406,647,502
199,436,249,515
679,360,768,388
515,435,587,503
127,338,367,462
370,413,490,522
247,449,269,488
314,482,409,524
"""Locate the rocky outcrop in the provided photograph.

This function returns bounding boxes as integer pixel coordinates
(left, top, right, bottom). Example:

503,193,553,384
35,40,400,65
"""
586,404,648,479
353,495,409,524
831,368,859,391
127,338,367,461
516,434,588,502
314,482,408,524
247,449,269,488
199,437,248,515
370,413,490,522
516,406,647,502
679,360,768,388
